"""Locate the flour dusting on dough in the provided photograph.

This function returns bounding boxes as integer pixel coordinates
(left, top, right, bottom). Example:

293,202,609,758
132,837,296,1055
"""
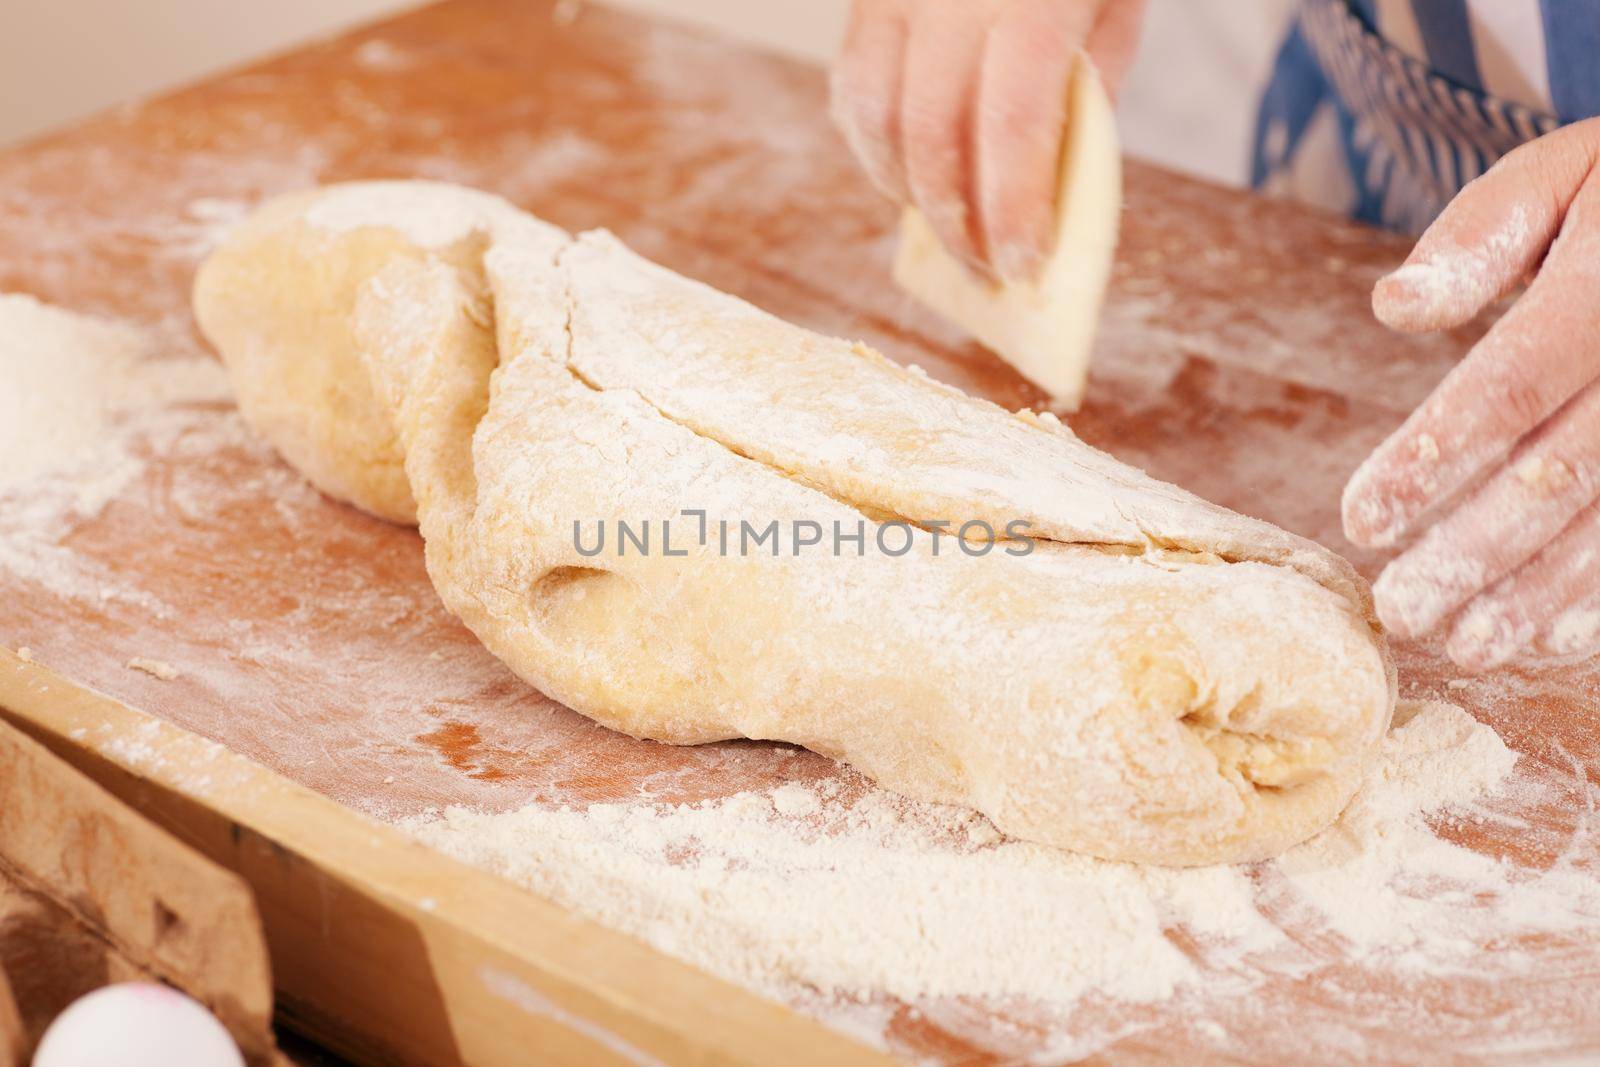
197,181,1395,866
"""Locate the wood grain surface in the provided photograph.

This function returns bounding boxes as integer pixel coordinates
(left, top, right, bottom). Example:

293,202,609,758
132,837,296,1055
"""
0,963,20,1067
0,718,277,1063
0,652,883,1067
0,0,1597,1062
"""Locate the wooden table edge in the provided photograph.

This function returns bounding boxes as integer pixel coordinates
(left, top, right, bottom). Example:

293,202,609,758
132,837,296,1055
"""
0,646,892,1067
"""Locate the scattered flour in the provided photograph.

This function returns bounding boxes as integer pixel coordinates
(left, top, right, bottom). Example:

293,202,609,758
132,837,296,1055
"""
770,781,821,818
126,656,180,681
1,22,1589,1063
399,699,1589,1058
181,197,254,256
302,181,539,249
0,293,232,617
0,293,229,498
352,38,415,72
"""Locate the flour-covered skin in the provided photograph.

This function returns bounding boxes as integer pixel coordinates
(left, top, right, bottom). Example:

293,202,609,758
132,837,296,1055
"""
829,0,1146,282
1345,117,1600,670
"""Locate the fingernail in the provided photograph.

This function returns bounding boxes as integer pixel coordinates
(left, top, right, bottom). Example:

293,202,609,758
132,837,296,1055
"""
1370,566,1415,639
1342,485,1402,549
1341,463,1405,548
1371,264,1433,330
1446,602,1527,672
1372,542,1487,640
1373,256,1493,333
991,241,1045,285
1545,604,1600,656
1373,264,1422,300
958,251,999,284
861,157,905,204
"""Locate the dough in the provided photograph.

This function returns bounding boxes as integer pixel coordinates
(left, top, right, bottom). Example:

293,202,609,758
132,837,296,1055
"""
894,55,1119,410
194,181,1394,866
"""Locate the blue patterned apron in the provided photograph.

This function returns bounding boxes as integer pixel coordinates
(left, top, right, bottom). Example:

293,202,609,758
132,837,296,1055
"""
1252,0,1575,232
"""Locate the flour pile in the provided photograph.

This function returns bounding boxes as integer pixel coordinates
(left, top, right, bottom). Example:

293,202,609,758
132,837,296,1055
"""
0,293,230,614
0,293,228,501
400,700,1596,1037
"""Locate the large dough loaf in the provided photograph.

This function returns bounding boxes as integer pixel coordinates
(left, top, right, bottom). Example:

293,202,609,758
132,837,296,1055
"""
194,181,1394,866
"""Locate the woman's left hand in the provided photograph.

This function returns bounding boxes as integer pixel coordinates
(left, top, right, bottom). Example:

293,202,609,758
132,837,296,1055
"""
829,0,1145,283
1344,116,1600,671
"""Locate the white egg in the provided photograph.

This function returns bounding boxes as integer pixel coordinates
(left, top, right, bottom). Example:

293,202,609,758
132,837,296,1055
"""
32,982,244,1067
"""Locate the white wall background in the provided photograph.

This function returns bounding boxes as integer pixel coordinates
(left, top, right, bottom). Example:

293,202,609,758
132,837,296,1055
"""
0,0,1293,186
0,0,405,146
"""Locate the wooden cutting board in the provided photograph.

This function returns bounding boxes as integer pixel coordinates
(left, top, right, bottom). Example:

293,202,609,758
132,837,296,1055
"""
1,0,1597,1063
0,717,279,1064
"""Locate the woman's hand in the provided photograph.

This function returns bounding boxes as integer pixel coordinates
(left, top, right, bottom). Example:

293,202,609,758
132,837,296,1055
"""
1344,117,1600,671
830,0,1145,282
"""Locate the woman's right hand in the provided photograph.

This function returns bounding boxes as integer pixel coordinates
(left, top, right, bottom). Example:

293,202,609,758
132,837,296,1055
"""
830,0,1145,282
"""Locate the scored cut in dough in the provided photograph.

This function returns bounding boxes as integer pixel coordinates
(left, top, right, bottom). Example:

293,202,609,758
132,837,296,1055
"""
893,54,1120,410
194,181,1394,866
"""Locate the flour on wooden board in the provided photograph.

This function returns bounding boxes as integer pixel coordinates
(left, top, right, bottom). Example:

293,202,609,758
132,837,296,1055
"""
0,293,228,497
400,699,1599,1059
4,296,1594,1060
0,293,230,641
126,656,181,681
